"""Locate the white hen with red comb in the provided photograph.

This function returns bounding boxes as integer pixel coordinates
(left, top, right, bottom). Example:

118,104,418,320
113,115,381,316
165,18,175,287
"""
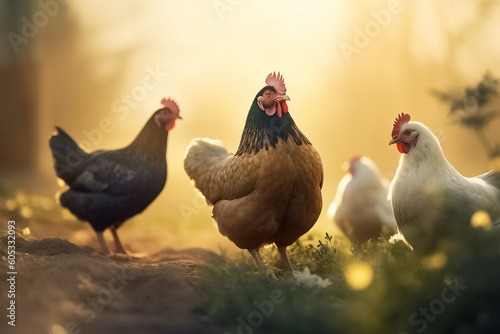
388,113,500,251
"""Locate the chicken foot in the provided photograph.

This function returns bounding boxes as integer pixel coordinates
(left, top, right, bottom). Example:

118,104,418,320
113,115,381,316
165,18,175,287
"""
248,248,280,279
110,225,128,255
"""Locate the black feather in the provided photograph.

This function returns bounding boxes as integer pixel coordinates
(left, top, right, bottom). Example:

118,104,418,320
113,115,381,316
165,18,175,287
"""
49,127,90,185
49,112,168,232
235,86,310,156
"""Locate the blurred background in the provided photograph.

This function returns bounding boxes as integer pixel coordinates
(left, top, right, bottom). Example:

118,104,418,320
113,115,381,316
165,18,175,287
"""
1,0,499,254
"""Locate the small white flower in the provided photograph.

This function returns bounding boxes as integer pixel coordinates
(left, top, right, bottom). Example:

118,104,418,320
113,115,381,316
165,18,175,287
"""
294,267,333,289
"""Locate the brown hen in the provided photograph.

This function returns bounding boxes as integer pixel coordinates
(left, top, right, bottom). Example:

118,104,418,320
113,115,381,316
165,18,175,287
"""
184,72,323,272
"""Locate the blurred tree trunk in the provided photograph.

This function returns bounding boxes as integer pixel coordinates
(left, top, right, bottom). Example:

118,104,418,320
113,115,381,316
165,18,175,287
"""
0,0,38,174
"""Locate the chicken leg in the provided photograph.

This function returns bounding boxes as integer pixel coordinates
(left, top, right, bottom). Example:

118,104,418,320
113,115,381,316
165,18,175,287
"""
110,225,128,254
96,231,110,255
278,246,297,273
249,248,279,279
249,248,267,270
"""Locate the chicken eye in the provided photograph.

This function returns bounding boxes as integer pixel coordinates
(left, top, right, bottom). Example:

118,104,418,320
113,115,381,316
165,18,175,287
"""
264,91,271,98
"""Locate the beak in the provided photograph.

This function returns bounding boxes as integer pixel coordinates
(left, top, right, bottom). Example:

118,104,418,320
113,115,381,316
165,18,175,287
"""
276,94,290,102
388,136,398,145
176,115,182,120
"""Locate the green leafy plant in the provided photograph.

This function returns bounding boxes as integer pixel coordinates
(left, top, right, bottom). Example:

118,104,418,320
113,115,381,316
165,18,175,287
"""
433,73,500,158
199,229,500,334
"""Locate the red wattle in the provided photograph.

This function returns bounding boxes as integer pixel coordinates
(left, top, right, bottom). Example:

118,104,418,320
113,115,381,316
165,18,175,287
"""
397,143,404,154
166,120,176,131
281,101,288,113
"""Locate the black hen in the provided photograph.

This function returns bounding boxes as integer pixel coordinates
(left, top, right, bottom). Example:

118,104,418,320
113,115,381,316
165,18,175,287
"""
49,98,181,254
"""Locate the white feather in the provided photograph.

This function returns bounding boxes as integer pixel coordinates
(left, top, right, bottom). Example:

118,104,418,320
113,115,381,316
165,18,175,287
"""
331,156,397,243
389,121,500,250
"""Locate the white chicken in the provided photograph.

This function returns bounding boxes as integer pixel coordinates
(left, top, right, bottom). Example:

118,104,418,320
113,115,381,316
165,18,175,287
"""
328,156,397,243
388,113,500,251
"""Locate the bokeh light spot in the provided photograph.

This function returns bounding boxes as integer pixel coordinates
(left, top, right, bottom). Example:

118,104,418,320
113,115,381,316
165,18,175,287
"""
22,227,31,236
345,262,373,290
20,206,33,219
5,199,17,211
422,252,447,269
471,210,492,231
51,324,68,334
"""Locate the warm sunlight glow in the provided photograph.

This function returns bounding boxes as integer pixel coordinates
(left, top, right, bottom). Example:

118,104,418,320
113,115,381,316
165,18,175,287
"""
422,252,447,270
22,227,31,236
39,196,55,211
5,199,17,211
15,192,28,206
345,262,373,290
50,325,68,334
490,157,500,172
471,210,492,230
61,209,77,221
72,230,93,244
389,232,408,245
20,206,33,219
9,0,500,253
3,1,500,333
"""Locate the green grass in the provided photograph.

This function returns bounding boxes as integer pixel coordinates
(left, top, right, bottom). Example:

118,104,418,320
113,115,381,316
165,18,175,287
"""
198,229,500,334
2,186,500,333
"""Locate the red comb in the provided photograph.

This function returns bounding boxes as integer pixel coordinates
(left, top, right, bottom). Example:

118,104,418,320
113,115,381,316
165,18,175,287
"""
265,72,286,94
349,156,361,166
392,113,411,137
349,156,361,175
161,98,180,115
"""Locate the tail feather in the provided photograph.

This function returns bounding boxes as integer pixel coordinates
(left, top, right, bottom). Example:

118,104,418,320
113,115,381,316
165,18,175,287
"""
184,138,231,204
49,127,88,184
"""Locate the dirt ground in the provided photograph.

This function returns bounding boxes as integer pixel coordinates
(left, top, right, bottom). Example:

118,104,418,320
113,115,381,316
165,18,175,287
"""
0,235,225,334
